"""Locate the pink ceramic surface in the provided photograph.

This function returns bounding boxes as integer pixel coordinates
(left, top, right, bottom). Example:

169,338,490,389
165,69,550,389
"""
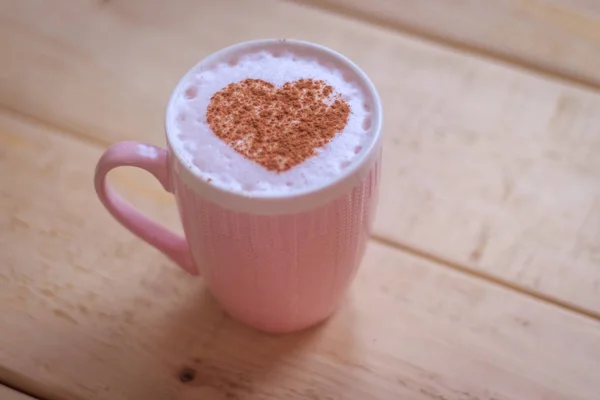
94,39,382,333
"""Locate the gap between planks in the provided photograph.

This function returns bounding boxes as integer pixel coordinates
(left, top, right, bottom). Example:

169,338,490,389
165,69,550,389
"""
370,234,600,322
286,0,600,94
3,105,600,324
0,379,43,400
1,105,110,149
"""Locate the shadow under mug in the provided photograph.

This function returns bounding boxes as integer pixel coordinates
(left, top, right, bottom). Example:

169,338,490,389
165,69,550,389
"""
94,39,383,333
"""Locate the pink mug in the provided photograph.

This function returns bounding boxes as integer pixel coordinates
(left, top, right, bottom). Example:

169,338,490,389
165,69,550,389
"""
94,39,382,333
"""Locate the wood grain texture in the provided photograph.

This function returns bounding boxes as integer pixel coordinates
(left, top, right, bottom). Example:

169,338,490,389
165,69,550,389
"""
2,110,600,400
310,0,600,87
1,0,599,314
0,386,36,400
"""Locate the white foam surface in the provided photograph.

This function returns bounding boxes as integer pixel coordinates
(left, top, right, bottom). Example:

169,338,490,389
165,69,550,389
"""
169,50,374,195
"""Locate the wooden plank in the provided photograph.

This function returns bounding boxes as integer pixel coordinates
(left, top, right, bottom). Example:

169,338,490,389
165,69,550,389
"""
1,0,599,314
311,0,600,87
2,110,600,400
0,386,36,400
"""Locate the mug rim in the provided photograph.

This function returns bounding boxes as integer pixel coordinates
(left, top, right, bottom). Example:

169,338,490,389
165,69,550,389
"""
164,38,382,215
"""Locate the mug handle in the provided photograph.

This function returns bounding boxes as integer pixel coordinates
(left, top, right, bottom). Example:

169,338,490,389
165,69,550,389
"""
94,141,198,275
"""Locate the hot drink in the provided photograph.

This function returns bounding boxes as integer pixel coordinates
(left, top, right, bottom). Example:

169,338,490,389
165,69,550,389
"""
169,47,374,195
96,40,382,332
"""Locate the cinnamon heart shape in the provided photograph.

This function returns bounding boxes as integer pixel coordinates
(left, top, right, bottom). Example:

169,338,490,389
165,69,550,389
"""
206,78,350,172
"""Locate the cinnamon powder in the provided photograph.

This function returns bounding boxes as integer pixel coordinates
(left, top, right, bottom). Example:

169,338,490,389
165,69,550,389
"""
206,78,350,172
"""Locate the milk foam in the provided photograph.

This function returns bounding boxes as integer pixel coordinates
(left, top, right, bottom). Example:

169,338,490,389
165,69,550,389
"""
169,49,373,195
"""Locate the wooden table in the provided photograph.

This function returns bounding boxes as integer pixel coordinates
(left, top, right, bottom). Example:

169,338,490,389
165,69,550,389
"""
1,1,599,399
